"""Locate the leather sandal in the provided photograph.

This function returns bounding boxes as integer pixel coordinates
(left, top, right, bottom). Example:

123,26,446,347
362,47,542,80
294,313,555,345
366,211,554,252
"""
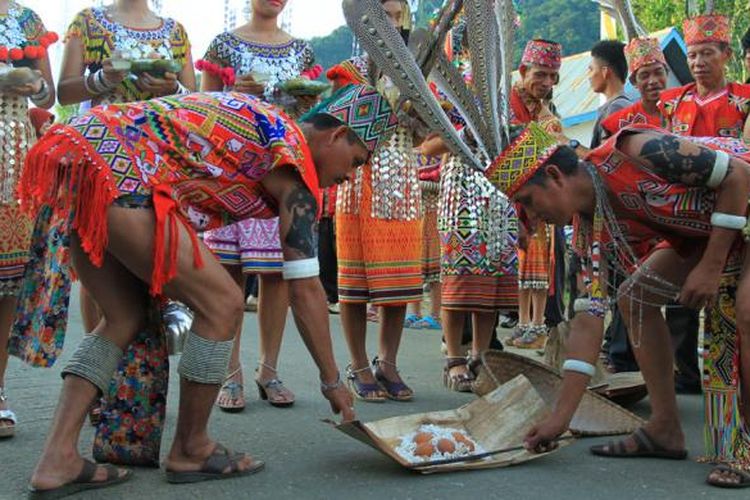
346,364,386,402
707,464,750,488
590,427,688,460
255,362,295,408
0,387,16,439
443,357,473,393
373,357,414,401
216,367,245,413
165,443,264,484
28,459,132,499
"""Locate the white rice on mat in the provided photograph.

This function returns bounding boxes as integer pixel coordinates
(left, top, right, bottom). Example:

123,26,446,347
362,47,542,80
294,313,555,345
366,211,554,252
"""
395,424,485,463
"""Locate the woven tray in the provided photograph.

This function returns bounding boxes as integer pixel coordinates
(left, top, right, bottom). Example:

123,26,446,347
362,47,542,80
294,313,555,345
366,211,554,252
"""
475,350,645,436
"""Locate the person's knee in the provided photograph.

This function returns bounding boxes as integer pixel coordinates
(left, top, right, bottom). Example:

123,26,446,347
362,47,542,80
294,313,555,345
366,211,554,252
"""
100,309,148,349
196,282,244,340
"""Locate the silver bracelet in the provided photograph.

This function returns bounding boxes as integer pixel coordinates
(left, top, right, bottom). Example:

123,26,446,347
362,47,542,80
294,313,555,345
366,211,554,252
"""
30,79,50,106
320,372,343,392
562,359,596,377
711,212,747,230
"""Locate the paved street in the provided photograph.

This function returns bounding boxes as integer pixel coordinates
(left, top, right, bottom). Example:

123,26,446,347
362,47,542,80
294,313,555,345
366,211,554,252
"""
0,286,742,499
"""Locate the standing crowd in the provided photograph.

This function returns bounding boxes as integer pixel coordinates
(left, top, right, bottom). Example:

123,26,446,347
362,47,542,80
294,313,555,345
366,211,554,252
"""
0,0,749,496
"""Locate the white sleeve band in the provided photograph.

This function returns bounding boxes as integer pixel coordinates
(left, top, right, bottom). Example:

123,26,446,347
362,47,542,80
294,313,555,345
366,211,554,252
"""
706,151,730,188
562,359,596,377
282,258,320,280
710,212,748,230
573,298,591,314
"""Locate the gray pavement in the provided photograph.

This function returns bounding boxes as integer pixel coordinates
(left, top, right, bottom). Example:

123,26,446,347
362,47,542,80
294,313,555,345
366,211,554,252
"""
0,286,743,499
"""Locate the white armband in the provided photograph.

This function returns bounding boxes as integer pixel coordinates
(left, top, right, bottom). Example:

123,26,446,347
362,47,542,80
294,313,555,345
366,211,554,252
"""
562,359,596,377
710,212,748,230
282,258,319,280
706,151,730,188
573,298,591,313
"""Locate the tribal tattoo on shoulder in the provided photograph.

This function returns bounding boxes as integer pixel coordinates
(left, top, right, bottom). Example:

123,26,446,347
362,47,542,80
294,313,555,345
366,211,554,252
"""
638,134,720,186
283,182,319,259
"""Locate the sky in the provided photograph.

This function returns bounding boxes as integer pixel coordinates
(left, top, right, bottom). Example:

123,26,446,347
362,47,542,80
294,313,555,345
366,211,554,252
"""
21,0,346,78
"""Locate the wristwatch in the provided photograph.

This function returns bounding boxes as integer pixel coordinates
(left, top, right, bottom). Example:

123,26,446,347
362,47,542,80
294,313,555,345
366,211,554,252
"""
568,139,581,150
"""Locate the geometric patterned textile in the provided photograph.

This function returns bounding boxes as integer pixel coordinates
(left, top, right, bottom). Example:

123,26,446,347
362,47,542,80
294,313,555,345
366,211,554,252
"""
624,37,667,77
683,14,730,46
521,39,562,70
65,7,191,106
301,84,398,156
485,122,560,197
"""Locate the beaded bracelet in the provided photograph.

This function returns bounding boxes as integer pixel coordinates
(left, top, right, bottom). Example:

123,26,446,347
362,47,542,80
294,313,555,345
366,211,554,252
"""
320,372,343,392
30,79,50,106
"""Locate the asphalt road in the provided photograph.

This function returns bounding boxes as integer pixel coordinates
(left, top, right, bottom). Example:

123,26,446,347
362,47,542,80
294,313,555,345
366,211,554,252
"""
0,286,742,499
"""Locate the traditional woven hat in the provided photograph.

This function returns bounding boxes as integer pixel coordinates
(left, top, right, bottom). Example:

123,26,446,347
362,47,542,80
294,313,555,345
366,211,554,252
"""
474,350,645,436
521,39,562,70
301,83,398,155
485,121,560,197
624,37,667,77
683,14,730,46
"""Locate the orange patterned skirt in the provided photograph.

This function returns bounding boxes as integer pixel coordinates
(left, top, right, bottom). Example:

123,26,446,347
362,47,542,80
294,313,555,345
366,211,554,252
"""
0,203,32,297
337,165,423,306
518,223,551,289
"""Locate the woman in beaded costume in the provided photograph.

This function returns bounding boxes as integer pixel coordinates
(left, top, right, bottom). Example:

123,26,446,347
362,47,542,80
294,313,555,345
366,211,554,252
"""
200,0,318,412
327,0,422,402
431,25,519,393
0,0,55,439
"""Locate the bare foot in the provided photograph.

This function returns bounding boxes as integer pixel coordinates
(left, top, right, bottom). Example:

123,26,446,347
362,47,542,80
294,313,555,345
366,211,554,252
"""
30,449,128,491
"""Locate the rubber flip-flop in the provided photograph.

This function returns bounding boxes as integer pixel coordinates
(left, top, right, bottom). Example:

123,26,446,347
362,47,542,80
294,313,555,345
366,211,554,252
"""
590,428,687,460
28,460,132,499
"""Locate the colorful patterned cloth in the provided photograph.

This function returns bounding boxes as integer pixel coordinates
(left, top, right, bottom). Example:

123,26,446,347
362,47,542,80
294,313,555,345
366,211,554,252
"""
418,153,441,284
337,164,423,306
439,156,519,311
624,37,666,77
486,122,559,197
518,222,551,289
65,7,191,106
520,39,562,70
201,32,315,272
683,14,730,46
0,3,47,296
601,101,662,136
659,83,750,139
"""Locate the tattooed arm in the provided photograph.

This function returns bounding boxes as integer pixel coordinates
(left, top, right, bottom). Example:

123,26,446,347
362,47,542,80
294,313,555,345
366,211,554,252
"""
262,166,354,421
619,130,750,308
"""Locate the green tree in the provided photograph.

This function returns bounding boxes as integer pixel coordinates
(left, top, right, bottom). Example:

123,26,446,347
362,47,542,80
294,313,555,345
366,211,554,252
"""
308,25,355,75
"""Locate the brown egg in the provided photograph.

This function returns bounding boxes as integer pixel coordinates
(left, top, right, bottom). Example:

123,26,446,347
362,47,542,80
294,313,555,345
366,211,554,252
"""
413,432,433,445
436,438,456,454
452,432,475,452
414,442,435,457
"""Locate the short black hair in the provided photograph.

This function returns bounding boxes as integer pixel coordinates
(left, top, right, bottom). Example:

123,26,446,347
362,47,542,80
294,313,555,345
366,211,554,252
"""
527,145,580,187
301,113,361,145
590,40,628,83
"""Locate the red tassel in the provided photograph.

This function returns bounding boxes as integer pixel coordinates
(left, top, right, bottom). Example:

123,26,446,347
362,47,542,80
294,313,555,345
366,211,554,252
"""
0,46,8,60
9,48,24,60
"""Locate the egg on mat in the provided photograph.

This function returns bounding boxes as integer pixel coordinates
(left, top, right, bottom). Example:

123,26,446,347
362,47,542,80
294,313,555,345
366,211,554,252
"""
452,432,476,451
413,432,433,445
414,442,435,457
436,438,456,454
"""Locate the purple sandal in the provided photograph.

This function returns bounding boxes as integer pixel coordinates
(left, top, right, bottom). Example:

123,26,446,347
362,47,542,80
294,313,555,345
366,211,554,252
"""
346,365,386,402
372,357,414,401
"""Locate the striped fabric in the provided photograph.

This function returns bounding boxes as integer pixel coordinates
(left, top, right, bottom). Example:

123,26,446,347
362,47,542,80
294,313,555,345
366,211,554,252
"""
421,186,441,284
336,165,423,306
202,217,283,274
441,274,519,312
0,204,32,297
518,222,551,289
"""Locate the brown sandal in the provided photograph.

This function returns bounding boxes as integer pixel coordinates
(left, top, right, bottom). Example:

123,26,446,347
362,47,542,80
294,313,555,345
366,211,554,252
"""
28,459,132,499
166,443,264,484
590,427,687,460
706,464,750,488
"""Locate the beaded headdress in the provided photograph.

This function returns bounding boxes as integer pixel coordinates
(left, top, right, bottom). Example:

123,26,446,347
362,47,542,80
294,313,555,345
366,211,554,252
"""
624,37,666,76
683,14,730,45
302,84,398,155
485,122,560,197
521,40,562,70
